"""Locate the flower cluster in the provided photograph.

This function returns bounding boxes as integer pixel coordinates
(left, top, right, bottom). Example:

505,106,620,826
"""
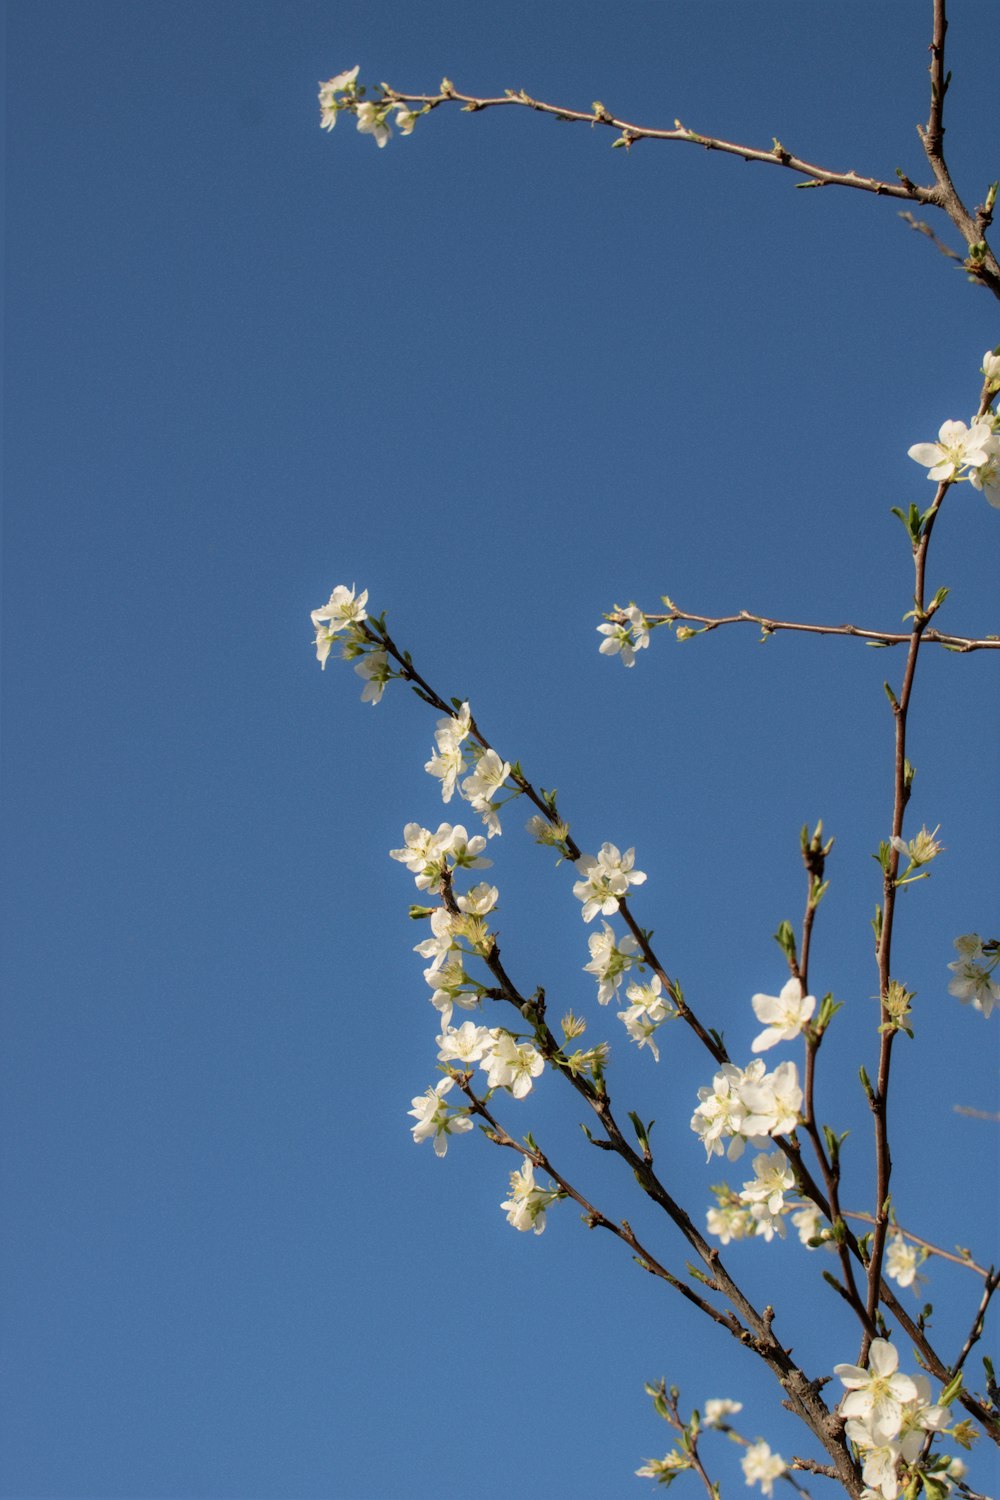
424,703,511,837
408,1077,473,1157
597,604,651,667
834,1340,949,1500
691,1059,802,1160
741,1441,786,1497
583,921,640,1004
908,410,1000,507
310,583,396,702
500,1159,561,1234
318,69,418,148
390,821,491,893
618,975,677,1062
573,843,647,921
948,933,999,1018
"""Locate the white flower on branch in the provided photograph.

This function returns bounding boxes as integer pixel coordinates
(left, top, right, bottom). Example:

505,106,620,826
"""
834,1338,917,1443
582,920,640,1004
436,1021,495,1066
573,843,647,922
456,882,499,916
706,1199,755,1245
907,418,993,482
691,1059,803,1161
618,975,676,1061
885,1235,920,1289
500,1158,559,1234
597,605,650,668
460,748,511,839
425,702,472,802
739,1150,795,1217
741,1441,786,1497
355,100,392,148
947,933,999,1017
311,583,368,632
408,1077,473,1157
318,67,359,130
482,1030,544,1098
890,823,944,867
750,977,816,1052
412,906,455,973
703,1398,743,1428
354,648,390,704
968,441,1000,507
740,1060,803,1139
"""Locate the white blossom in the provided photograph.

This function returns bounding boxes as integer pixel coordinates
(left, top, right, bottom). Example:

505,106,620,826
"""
618,975,676,1061
791,1202,832,1250
706,1201,755,1245
740,1060,803,1139
482,1030,545,1099
436,1021,495,1066
885,1235,919,1289
412,907,455,973
597,605,650,668
907,418,993,481
890,823,944,867
394,105,418,135
424,703,472,801
741,1441,786,1497
355,99,391,147
500,1158,559,1234
984,349,1000,389
318,67,359,129
739,1150,795,1216
582,921,640,1004
834,1339,918,1443
948,933,999,1017
751,978,816,1052
456,882,499,916
354,649,390,704
408,1077,473,1157
311,583,368,632
703,1399,743,1428
573,843,647,922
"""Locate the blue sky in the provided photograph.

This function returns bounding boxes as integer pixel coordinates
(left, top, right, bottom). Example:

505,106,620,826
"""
4,3,998,1497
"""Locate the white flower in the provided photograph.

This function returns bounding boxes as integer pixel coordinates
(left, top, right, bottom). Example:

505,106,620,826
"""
739,1150,795,1216
482,1030,545,1098
741,1441,786,1497
703,1399,743,1428
983,349,1000,389
885,1235,919,1288
619,975,676,1061
354,649,390,704
436,1022,495,1066
969,438,1000,507
691,1063,754,1160
355,100,391,148
890,823,944,867
394,105,418,135
751,978,816,1052
844,1422,903,1500
948,933,1000,1018
412,907,455,973
500,1158,558,1234
408,1077,473,1157
597,605,650,668
311,583,368,632
791,1202,832,1249
424,704,472,801
740,1060,803,1139
456,882,499,916
907,418,993,481
582,921,640,1004
461,748,511,807
834,1339,918,1442
572,843,647,922
706,1201,754,1245
318,67,359,129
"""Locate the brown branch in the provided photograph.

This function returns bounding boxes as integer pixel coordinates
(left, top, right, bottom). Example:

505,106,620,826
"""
915,0,1000,296
380,82,931,203
841,1211,990,1277
626,607,1000,653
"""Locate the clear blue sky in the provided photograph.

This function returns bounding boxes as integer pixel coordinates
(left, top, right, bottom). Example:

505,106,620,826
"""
4,3,998,1497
